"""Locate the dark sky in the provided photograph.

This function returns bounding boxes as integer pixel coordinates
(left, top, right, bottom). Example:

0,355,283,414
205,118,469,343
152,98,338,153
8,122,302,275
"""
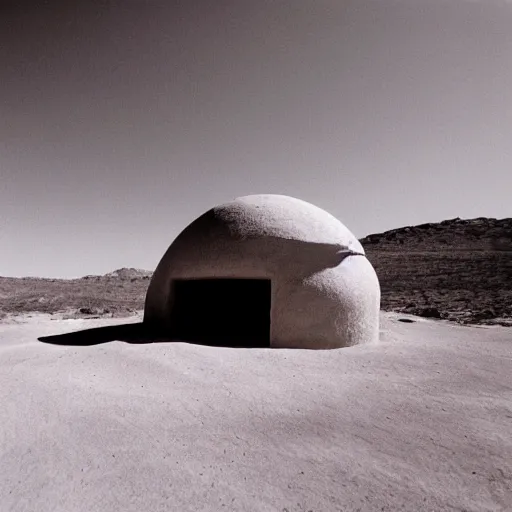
1,0,511,277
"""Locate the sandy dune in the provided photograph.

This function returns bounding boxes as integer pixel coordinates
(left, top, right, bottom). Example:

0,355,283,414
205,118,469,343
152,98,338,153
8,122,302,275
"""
1,314,511,512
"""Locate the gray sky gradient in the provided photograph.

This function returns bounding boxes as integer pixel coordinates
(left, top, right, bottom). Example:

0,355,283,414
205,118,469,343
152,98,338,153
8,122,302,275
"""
1,0,511,278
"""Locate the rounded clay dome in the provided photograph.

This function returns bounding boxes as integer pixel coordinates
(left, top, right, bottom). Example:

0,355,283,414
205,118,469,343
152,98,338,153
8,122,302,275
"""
144,194,380,349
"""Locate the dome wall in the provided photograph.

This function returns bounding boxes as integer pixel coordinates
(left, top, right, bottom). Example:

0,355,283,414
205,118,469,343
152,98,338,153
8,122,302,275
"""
144,194,380,349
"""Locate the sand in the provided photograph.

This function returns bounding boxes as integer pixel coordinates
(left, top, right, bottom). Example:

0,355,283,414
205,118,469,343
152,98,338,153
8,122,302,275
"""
1,313,511,512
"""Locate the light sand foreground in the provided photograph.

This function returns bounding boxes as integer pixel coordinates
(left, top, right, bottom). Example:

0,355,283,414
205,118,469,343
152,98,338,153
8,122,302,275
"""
1,313,511,512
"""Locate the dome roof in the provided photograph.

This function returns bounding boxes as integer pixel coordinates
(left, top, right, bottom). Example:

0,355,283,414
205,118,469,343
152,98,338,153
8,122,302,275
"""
200,194,365,253
144,194,380,349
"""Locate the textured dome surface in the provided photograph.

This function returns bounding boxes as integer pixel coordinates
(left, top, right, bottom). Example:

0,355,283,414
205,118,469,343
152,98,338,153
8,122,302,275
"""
202,194,365,251
144,194,380,349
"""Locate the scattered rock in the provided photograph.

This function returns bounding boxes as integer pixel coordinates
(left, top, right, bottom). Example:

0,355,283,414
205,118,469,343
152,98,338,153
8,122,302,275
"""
416,307,442,319
472,309,497,321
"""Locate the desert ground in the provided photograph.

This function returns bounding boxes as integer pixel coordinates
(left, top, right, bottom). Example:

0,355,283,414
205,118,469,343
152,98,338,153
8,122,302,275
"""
1,312,511,512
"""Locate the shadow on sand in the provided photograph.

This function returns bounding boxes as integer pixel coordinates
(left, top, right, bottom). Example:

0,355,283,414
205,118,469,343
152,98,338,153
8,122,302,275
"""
37,322,267,349
38,322,154,346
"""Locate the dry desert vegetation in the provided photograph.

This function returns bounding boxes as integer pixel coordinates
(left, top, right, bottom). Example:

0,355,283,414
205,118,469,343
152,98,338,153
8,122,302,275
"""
1,217,511,512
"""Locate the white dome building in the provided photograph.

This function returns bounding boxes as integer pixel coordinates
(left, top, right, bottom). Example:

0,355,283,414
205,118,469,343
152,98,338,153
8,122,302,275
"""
144,194,380,349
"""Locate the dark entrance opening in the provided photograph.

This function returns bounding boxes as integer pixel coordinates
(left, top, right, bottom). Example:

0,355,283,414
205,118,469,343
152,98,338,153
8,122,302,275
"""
169,279,271,347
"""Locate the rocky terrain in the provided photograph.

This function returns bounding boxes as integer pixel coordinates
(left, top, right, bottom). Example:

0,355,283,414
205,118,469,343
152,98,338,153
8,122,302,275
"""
0,268,151,320
360,217,512,325
1,217,511,325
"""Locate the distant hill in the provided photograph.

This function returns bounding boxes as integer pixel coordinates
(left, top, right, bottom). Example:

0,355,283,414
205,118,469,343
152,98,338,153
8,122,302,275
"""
360,217,512,325
82,267,153,281
1,218,511,325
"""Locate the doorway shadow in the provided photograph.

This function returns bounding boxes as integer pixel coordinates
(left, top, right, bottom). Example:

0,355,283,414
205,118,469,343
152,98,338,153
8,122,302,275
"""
37,322,270,348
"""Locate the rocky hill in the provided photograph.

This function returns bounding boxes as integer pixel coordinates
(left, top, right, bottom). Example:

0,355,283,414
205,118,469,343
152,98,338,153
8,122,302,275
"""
360,217,512,252
360,217,512,325
83,267,153,281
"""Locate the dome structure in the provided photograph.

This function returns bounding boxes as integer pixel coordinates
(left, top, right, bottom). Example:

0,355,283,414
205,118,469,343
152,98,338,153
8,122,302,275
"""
144,194,380,349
